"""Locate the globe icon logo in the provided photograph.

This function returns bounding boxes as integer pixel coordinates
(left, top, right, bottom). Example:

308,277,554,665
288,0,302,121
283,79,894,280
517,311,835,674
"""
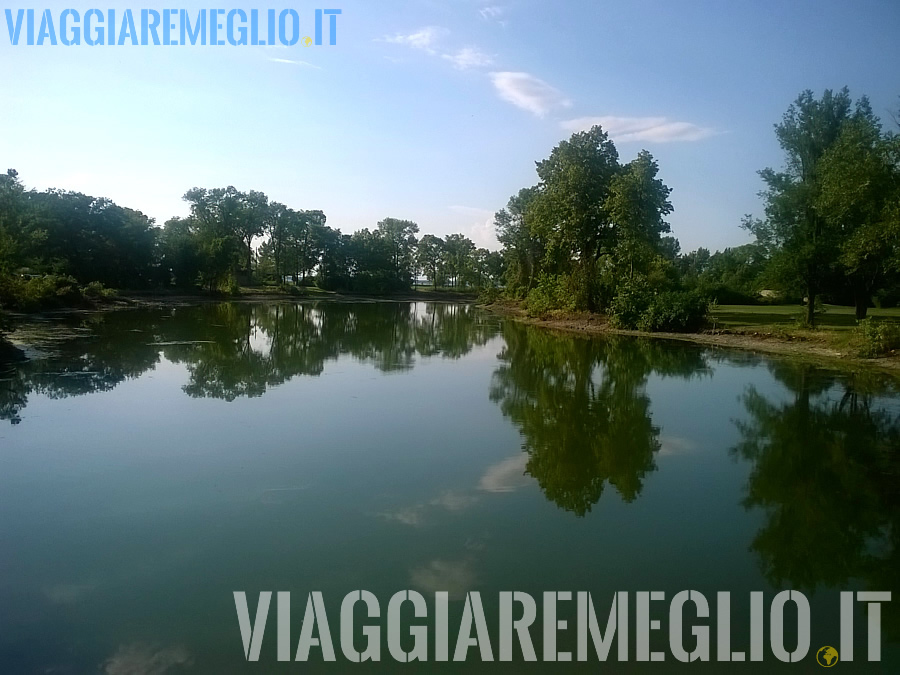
302,36,313,47
816,646,839,667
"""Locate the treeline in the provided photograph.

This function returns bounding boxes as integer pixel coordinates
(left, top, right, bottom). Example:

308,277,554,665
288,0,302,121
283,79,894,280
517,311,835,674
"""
0,174,504,311
2,86,897,330
496,87,900,328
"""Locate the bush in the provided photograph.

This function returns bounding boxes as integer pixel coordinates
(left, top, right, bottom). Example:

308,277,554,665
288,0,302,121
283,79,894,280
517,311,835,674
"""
524,274,574,318
278,283,302,296
608,280,652,329
477,286,502,304
609,283,708,332
82,281,117,300
221,275,241,296
0,274,120,311
855,319,900,358
638,290,709,332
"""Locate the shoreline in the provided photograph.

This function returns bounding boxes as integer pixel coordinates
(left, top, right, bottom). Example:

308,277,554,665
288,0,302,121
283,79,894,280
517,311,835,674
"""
4,291,900,375
481,302,900,375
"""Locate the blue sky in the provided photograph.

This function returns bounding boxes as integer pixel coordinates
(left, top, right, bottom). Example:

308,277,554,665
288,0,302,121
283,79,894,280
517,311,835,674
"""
2,0,899,252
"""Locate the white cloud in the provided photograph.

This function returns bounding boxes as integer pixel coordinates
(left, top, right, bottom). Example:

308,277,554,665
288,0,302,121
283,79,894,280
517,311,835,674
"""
442,47,494,70
560,116,719,143
267,58,321,69
380,26,446,54
489,72,571,117
448,206,500,250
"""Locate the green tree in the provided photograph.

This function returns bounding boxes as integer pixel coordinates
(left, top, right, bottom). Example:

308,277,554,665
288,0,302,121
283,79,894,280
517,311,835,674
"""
377,217,420,287
749,88,873,325
442,233,476,287
416,234,444,288
531,125,620,309
495,186,542,294
605,149,673,281
817,117,900,318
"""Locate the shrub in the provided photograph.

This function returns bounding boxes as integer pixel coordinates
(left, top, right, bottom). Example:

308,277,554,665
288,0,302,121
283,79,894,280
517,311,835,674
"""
477,286,502,304
221,276,241,296
855,319,900,358
278,283,302,296
638,290,709,332
82,281,117,300
0,274,79,310
0,274,122,311
609,283,708,332
524,274,574,318
608,280,652,329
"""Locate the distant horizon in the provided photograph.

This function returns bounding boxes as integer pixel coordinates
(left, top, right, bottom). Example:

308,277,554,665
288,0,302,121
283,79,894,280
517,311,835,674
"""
3,0,899,253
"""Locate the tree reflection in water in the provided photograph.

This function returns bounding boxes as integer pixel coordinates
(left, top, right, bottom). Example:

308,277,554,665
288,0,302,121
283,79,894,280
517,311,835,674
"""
0,302,497,421
489,321,707,516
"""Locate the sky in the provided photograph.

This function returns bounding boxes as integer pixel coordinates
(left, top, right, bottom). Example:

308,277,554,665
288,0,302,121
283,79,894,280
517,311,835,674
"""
2,0,899,252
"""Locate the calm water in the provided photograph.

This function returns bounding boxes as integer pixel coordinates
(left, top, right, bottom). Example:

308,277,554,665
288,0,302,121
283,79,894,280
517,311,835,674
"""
1,301,899,673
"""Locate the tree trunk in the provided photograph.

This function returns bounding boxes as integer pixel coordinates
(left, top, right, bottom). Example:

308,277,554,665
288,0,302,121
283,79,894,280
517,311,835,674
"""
806,290,816,328
854,292,869,320
246,240,253,285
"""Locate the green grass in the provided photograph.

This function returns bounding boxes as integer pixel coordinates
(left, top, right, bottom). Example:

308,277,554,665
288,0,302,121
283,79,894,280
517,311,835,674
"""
711,304,900,331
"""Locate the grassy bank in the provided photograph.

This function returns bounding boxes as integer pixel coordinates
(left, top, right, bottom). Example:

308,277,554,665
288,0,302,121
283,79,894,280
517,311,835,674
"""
484,300,900,374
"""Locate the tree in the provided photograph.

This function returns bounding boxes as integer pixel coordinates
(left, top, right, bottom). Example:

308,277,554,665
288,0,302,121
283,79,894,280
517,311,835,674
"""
817,117,900,318
0,169,29,275
416,234,444,288
495,186,542,294
235,190,269,284
750,88,872,326
442,233,475,287
182,187,243,290
605,150,673,281
159,217,201,287
377,217,419,287
531,125,620,309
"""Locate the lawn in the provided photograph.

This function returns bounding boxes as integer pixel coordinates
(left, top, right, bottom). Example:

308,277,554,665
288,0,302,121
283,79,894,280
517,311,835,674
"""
711,304,900,331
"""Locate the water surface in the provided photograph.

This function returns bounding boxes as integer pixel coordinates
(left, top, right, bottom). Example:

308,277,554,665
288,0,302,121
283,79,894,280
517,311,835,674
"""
1,301,899,673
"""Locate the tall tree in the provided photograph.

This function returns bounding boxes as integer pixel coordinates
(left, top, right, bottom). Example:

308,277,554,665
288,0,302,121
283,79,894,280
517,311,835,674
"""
531,125,620,309
605,150,673,280
416,234,444,288
495,186,542,294
377,217,419,287
751,88,870,325
817,117,900,318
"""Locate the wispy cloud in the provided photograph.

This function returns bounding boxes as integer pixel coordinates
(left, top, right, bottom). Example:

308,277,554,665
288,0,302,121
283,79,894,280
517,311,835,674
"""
479,6,505,21
489,72,571,117
379,26,446,54
560,116,720,143
442,46,494,70
267,57,321,69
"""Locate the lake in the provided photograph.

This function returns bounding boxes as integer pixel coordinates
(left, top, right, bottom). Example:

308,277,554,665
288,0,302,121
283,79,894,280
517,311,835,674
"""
1,301,899,673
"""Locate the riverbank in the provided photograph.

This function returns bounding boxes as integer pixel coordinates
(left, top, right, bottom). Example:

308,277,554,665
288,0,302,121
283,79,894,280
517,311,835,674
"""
482,301,900,374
